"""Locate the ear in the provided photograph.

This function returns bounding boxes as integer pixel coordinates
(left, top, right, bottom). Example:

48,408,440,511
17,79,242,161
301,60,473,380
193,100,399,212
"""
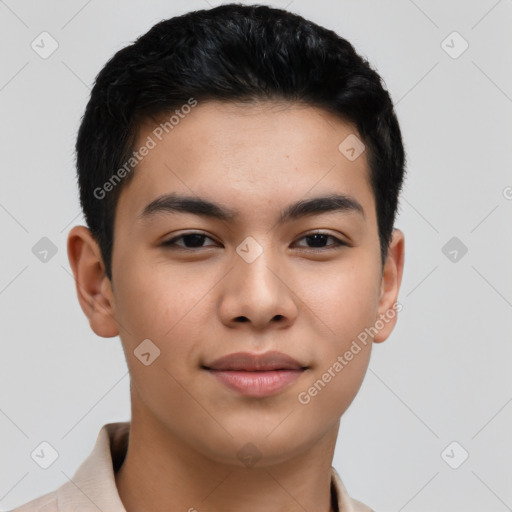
373,228,405,343
67,225,119,338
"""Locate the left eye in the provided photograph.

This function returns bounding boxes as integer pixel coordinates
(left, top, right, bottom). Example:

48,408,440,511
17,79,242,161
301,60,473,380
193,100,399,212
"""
162,232,346,250
293,232,347,250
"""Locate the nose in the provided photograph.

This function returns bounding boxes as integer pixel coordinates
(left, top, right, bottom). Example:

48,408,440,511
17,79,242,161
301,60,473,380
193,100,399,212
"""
217,241,298,331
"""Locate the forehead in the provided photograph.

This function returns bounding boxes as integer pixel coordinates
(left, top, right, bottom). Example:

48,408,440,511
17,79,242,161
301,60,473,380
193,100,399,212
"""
116,100,374,226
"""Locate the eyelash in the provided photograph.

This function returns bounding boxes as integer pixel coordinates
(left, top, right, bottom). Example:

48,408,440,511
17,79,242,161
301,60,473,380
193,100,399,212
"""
161,231,348,251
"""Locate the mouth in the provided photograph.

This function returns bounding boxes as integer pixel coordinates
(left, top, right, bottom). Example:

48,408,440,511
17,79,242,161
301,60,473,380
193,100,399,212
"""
202,351,308,398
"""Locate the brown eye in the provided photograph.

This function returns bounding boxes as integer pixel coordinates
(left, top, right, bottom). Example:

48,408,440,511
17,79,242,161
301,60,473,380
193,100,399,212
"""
162,232,218,249
293,232,347,250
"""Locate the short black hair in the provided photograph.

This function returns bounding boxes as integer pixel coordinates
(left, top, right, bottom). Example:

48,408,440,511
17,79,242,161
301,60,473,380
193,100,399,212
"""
75,3,406,281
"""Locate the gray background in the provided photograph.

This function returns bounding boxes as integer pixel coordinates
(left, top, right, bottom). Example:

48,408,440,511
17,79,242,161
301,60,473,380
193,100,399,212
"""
1,0,511,510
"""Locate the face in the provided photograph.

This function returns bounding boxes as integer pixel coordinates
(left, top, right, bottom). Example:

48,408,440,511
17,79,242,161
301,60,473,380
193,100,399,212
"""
69,100,404,466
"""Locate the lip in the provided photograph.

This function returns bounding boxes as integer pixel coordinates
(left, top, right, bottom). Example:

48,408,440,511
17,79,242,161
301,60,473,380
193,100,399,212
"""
205,350,306,371
203,351,308,398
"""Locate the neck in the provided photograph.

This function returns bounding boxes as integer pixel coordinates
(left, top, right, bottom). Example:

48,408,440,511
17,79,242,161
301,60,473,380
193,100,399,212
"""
115,401,339,512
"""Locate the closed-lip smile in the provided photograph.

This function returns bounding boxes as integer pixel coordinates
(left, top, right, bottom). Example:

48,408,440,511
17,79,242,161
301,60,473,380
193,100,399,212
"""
203,351,308,397
204,350,307,371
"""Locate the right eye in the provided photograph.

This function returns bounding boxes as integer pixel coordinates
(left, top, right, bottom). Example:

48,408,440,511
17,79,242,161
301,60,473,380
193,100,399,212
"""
161,232,220,250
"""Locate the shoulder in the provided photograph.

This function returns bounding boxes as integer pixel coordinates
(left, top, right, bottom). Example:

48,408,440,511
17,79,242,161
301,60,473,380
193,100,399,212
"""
9,421,129,512
10,490,58,512
331,466,375,512
350,496,376,512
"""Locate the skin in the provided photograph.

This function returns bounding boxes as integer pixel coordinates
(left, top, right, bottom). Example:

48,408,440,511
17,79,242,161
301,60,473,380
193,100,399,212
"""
67,100,404,512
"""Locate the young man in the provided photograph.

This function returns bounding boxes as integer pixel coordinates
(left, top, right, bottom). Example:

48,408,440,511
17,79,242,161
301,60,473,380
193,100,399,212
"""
14,4,405,511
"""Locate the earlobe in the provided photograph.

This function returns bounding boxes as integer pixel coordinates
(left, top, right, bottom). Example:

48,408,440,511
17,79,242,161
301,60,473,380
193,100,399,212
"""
373,228,405,343
67,225,119,338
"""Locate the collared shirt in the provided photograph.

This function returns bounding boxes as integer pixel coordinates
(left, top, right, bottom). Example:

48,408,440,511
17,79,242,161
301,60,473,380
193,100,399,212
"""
12,422,374,512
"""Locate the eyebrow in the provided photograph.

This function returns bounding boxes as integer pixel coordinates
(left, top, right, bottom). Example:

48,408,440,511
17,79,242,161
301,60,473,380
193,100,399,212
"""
137,192,365,224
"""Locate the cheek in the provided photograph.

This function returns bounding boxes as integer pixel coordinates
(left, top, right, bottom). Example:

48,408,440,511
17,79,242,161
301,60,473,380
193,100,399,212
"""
292,256,379,414
113,260,213,375
114,257,202,334
297,254,381,344
295,345,371,430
